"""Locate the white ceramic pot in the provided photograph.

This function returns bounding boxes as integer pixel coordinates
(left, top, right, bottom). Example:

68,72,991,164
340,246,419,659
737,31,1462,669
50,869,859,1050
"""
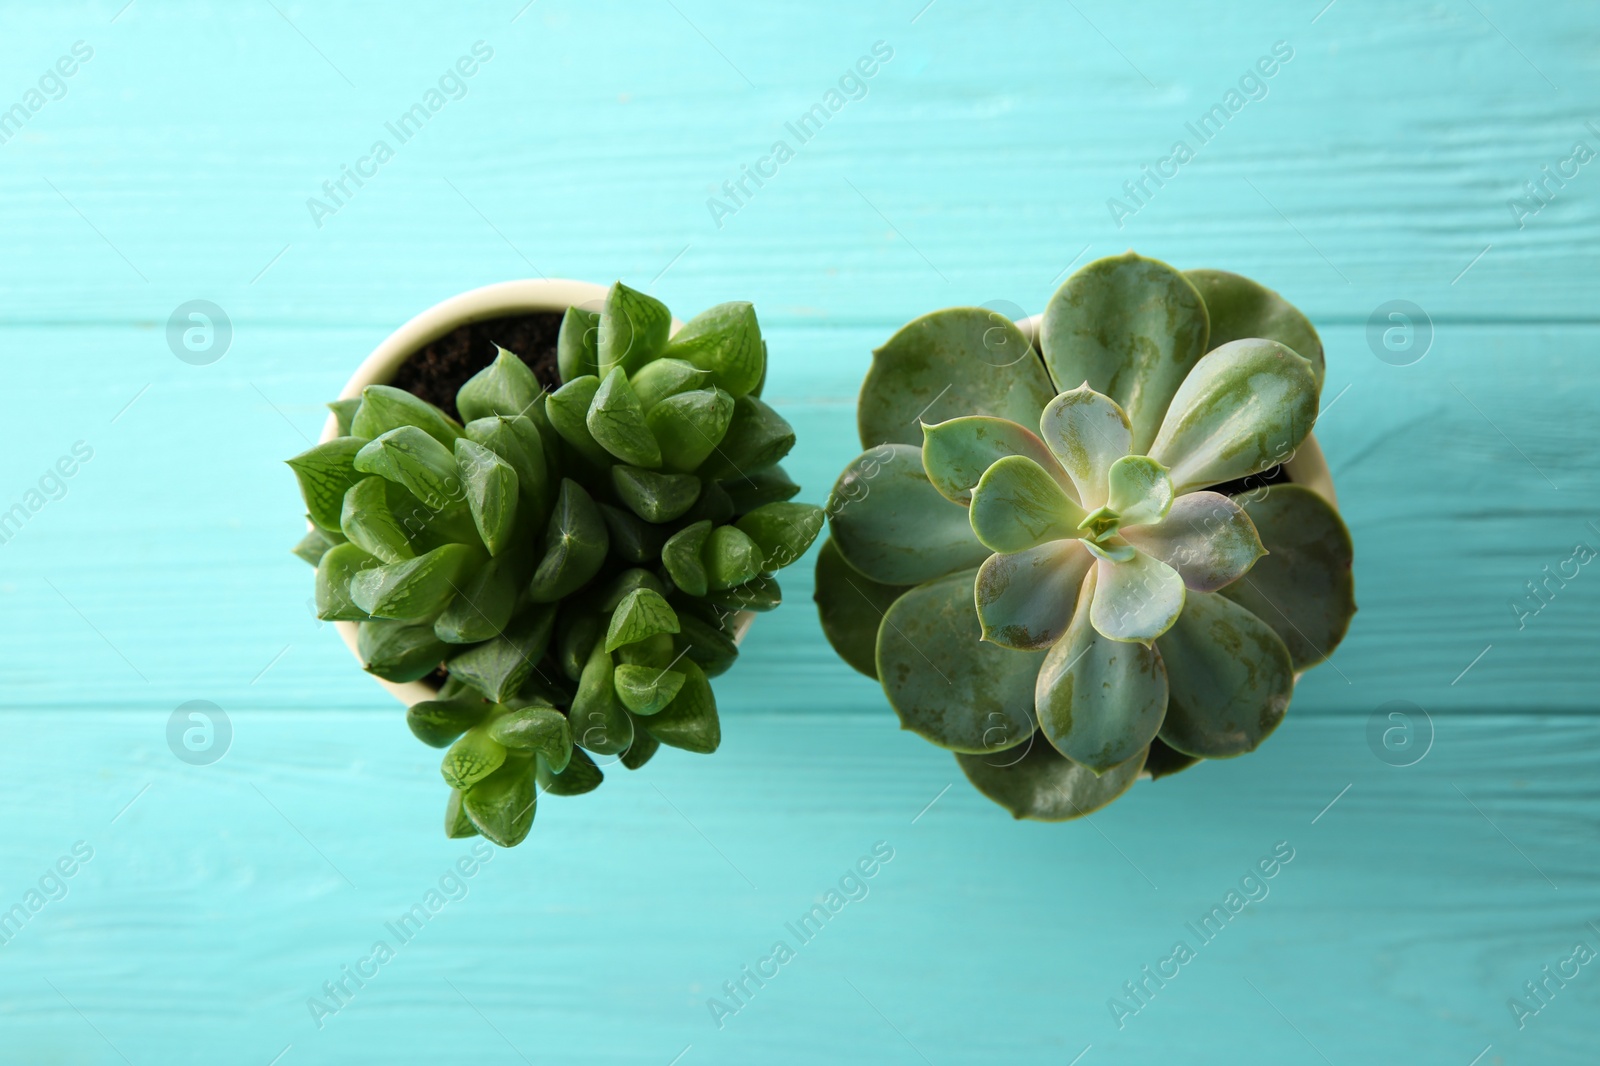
318,278,689,707
1015,313,1338,508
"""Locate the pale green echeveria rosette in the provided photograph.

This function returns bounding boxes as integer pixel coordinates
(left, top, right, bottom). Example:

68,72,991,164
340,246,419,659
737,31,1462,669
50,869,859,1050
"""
815,251,1355,821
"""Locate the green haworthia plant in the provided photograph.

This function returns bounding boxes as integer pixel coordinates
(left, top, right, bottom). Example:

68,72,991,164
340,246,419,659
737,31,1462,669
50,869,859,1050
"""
289,281,822,847
814,252,1355,821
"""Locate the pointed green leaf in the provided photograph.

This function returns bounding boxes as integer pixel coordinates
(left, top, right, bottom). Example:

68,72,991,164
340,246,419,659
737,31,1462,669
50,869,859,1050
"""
598,568,669,611
434,554,521,644
457,347,542,423
570,639,633,756
1105,454,1173,528
660,300,764,397
353,426,465,515
357,619,449,682
558,612,603,682
968,455,1087,554
877,568,1042,754
587,367,661,468
351,384,463,447
527,479,609,603
545,375,613,467
287,436,367,532
622,728,661,770
694,395,794,480
538,746,602,796
292,526,338,566
722,464,800,512
464,414,550,520
1219,484,1355,670
674,610,740,678
1036,567,1169,773
614,664,685,716
921,415,1074,507
859,307,1056,448
646,388,736,473
598,503,665,564
612,464,701,522
445,605,557,703
1090,550,1185,645
735,502,824,572
1157,589,1294,758
1037,385,1133,509
462,757,536,847
828,444,990,586
703,525,764,591
1186,268,1325,392
662,520,712,597
441,727,507,789
1040,251,1210,453
1123,491,1265,593
975,538,1092,651
643,659,719,753
487,703,573,771
598,281,671,378
445,789,479,838
350,542,481,621
453,438,519,555
340,475,417,563
557,304,601,384
604,587,680,652
407,698,492,748
706,575,781,613
955,737,1146,821
328,398,361,438
631,357,712,410
812,538,910,680
315,542,377,621
1148,339,1319,494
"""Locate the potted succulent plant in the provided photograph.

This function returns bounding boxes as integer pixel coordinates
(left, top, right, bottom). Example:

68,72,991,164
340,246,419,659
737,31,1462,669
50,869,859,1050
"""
288,279,822,846
814,252,1355,820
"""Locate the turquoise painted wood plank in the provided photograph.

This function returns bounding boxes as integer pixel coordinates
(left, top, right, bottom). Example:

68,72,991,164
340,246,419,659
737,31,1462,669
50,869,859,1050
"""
0,712,1594,1064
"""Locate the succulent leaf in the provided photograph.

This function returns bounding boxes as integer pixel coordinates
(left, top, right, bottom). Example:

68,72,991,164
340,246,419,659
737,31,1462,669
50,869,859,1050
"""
921,415,1075,507
1089,549,1185,645
1148,339,1318,494
661,520,712,596
288,437,367,533
538,746,602,796
598,504,666,564
598,281,672,378
587,368,662,469
358,619,450,682
1104,455,1173,529
703,525,765,591
621,728,661,770
350,542,481,621
1035,567,1169,773
292,526,338,566
673,611,740,678
876,569,1042,754
631,358,712,410
441,727,507,790
462,757,537,847
1219,484,1356,670
706,575,781,613
974,538,1092,651
605,587,680,652
453,439,519,556
570,639,634,755
457,347,542,422
828,444,989,586
643,659,720,753
353,426,467,517
315,542,378,621
968,455,1086,554
527,480,609,603
1185,268,1325,392
1144,737,1202,780
445,605,556,703
545,375,613,468
557,305,601,383
1155,589,1294,758
433,554,521,644
646,388,736,473
812,538,910,680
340,475,417,563
1037,385,1133,509
1122,491,1265,593
486,703,573,771
661,301,764,397
351,384,463,447
328,398,361,437
955,737,1146,821
445,789,478,838
858,308,1055,448
695,395,795,480
735,502,824,571
614,664,686,716
464,415,550,521
722,464,801,512
612,464,701,523
1039,251,1210,453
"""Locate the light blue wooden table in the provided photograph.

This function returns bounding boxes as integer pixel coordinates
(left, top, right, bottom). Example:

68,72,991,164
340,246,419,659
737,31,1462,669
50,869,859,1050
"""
2,1,1596,1062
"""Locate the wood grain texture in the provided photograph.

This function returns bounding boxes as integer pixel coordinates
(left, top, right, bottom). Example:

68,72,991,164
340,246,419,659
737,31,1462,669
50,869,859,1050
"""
1,0,1597,1062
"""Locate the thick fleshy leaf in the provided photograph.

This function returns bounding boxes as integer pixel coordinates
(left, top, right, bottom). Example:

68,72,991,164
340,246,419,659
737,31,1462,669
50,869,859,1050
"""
829,444,990,586
644,659,720,753
1039,252,1210,453
350,543,481,621
587,368,661,469
1220,484,1355,670
315,542,376,621
1148,339,1319,494
598,282,671,379
1156,589,1294,758
614,664,685,716
409,698,492,748
974,538,1092,651
445,606,557,703
812,537,911,680
434,554,521,644
457,347,541,422
694,395,794,480
557,304,601,383
631,358,712,410
735,501,824,571
351,384,463,447
674,611,740,678
1123,491,1265,593
598,504,665,564
527,480,608,603
604,588,680,652
1104,455,1172,528
545,375,613,468
328,398,361,437
441,727,507,790
722,464,800,512
287,437,366,533
921,416,1075,506
706,575,781,614
649,389,737,473
340,475,416,563
1090,550,1185,645
464,415,550,520
454,439,519,555
660,301,764,397
622,729,661,769
968,455,1086,555
612,465,700,522
1037,386,1132,509
661,521,712,596
487,703,573,771
538,746,602,796
1036,568,1168,773
292,526,338,567
877,569,1042,754
1185,268,1325,392
702,526,764,590
955,735,1146,821
444,789,478,838
357,619,449,683
859,308,1057,448
462,757,536,847
353,427,465,515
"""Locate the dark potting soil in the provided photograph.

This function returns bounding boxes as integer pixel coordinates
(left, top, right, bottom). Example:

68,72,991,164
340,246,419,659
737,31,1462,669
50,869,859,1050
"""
388,311,566,421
